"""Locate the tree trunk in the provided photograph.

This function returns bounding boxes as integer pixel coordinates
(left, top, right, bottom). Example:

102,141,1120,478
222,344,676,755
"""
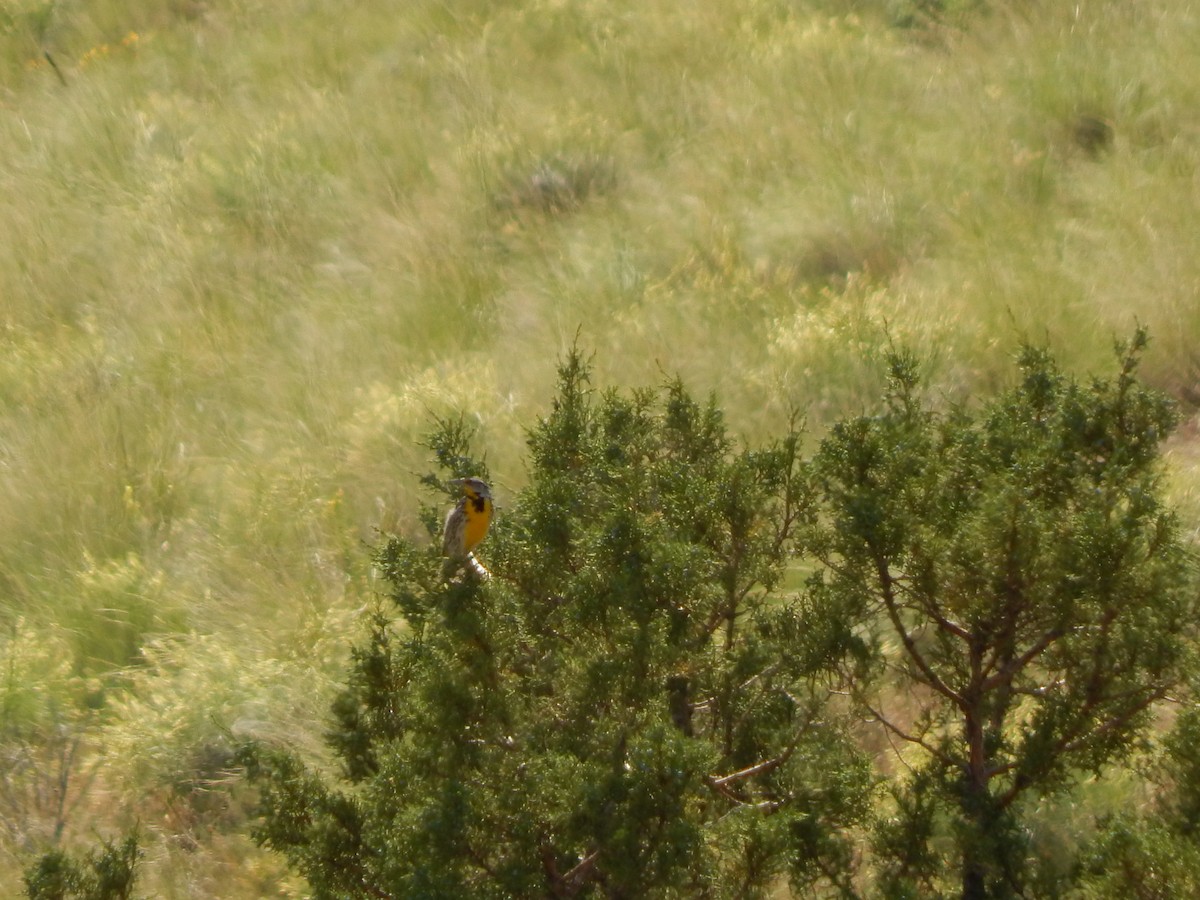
961,699,992,900
962,854,986,900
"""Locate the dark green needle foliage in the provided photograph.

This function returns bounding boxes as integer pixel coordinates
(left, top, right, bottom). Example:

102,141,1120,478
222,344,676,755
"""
240,348,873,898
1074,678,1200,898
23,833,140,900
240,333,1197,898
809,329,1198,898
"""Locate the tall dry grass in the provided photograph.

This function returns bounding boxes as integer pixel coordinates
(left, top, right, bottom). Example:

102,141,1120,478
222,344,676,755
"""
2,0,1199,893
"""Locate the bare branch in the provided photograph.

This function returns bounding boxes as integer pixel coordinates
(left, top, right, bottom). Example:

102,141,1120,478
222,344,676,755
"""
891,576,972,641
361,880,391,900
563,850,601,895
991,686,1170,807
705,774,747,805
710,748,794,787
44,51,68,87
978,626,1064,693
1012,678,1067,698
880,720,917,776
1060,690,1167,756
875,558,967,709
860,697,958,769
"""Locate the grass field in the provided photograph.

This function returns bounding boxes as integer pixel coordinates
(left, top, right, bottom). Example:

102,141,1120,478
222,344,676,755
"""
3,0,1200,894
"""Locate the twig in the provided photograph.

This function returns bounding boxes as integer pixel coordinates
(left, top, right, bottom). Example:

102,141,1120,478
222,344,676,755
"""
979,626,1064,693
875,557,966,709
44,51,68,87
563,849,600,893
860,697,957,769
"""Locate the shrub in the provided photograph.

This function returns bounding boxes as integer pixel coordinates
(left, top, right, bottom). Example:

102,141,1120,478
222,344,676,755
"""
809,329,1198,897
241,348,873,897
23,832,140,900
241,335,1197,898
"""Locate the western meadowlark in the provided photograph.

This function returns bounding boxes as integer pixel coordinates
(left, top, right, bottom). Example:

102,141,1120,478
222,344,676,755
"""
441,476,493,579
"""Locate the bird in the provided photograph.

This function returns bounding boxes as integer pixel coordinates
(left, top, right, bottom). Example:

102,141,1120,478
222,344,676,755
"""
441,476,493,579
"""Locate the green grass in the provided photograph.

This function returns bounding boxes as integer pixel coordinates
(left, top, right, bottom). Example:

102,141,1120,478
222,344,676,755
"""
3,0,1200,893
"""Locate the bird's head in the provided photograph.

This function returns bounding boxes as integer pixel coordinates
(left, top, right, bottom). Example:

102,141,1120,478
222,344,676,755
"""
451,477,492,500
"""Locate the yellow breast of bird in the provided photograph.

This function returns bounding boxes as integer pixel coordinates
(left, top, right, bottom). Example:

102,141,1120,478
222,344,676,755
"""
462,495,492,552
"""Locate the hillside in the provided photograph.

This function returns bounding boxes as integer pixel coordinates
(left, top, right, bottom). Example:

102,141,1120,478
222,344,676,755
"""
2,0,1199,894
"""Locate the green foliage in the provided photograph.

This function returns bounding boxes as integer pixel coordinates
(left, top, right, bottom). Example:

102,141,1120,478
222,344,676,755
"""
241,337,1200,896
1075,816,1200,900
414,412,491,541
809,329,1198,896
1072,689,1200,898
1,622,79,736
65,552,184,684
1160,700,1200,836
0,623,97,853
242,349,874,897
23,832,140,900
